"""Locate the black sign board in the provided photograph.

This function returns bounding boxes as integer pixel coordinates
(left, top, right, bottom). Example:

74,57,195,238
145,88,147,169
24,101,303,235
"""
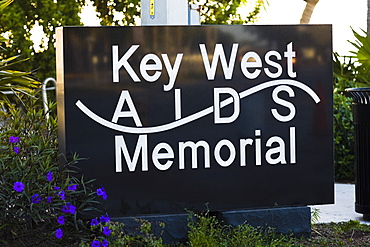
57,25,334,217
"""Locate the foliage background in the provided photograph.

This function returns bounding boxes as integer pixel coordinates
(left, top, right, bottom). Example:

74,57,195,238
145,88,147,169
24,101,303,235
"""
0,0,84,81
0,0,266,81
332,29,370,182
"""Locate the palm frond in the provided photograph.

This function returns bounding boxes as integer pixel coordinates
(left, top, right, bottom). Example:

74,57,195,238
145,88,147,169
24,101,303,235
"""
0,0,13,12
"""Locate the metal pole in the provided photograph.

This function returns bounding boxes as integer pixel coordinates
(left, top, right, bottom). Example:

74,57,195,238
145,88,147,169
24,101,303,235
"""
141,0,199,25
42,77,56,119
188,4,200,25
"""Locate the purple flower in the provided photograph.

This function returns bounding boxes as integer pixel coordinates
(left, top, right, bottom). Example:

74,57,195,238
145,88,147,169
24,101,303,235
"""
90,218,99,226
13,146,19,154
57,215,65,225
54,186,60,190
9,136,19,143
61,205,68,213
31,194,41,204
91,240,100,247
96,187,104,196
102,226,111,236
99,214,110,223
55,228,63,239
102,239,109,247
47,196,53,203
61,203,76,214
67,184,77,191
96,187,108,200
58,190,65,200
69,204,76,214
13,182,24,193
46,171,53,181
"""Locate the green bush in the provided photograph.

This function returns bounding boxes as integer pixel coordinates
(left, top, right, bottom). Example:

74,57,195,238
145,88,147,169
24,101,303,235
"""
79,219,165,247
333,92,355,181
186,211,296,247
0,92,109,246
333,53,356,182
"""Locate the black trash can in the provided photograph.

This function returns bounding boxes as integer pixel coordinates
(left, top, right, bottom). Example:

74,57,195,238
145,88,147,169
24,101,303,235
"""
346,88,370,220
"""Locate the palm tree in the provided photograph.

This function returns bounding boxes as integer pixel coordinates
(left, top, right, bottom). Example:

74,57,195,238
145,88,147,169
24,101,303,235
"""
368,0,370,34
300,0,320,24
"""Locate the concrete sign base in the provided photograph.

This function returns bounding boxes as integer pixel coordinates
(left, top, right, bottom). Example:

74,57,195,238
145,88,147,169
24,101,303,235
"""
115,206,311,244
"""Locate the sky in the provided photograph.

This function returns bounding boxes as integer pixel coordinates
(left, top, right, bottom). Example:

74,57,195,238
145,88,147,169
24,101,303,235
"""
79,0,367,55
254,0,367,55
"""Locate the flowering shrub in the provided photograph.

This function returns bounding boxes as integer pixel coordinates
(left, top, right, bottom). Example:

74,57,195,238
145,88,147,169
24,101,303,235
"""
79,218,165,247
0,92,106,245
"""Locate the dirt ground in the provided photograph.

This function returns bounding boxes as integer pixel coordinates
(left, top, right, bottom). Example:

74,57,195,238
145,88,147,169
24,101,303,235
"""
296,221,370,246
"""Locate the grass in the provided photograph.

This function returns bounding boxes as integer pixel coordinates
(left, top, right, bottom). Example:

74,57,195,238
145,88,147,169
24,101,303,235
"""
3,213,370,246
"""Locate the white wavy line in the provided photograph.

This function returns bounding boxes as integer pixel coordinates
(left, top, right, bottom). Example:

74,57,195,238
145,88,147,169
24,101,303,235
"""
75,79,320,134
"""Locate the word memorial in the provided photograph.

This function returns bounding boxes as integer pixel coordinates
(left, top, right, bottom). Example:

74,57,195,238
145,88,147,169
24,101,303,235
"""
57,25,334,217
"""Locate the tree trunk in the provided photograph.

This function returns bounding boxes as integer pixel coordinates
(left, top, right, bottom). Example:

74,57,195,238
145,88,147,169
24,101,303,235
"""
368,0,370,34
300,0,320,24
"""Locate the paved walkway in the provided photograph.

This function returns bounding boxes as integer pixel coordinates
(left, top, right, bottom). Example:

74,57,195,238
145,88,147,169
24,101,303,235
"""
310,183,370,225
